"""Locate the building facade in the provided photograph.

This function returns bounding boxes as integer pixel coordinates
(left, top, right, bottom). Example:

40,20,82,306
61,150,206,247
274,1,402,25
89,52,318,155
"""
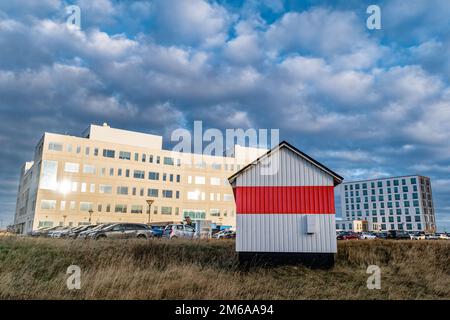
13,124,266,234
340,175,436,233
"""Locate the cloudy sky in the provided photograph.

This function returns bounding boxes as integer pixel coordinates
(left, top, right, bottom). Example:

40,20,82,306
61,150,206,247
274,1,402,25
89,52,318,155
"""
1,0,449,231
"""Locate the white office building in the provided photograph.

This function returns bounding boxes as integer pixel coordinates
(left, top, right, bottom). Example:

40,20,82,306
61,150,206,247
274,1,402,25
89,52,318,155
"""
340,175,436,233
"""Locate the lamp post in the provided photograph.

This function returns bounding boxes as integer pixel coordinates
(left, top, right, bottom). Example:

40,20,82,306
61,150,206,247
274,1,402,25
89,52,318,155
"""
146,199,154,225
88,209,93,224
63,215,67,226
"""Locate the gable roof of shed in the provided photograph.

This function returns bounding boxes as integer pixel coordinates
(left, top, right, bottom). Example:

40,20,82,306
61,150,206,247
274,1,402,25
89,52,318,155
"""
228,141,344,186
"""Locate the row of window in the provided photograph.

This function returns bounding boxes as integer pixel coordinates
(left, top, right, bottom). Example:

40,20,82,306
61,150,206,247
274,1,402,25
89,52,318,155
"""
345,185,418,198
346,207,421,216
345,200,421,211
40,199,233,217
337,223,423,231
344,177,418,191
48,142,241,171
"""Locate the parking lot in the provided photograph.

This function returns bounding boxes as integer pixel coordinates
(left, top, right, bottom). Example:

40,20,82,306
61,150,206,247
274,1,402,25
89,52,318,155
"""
27,222,236,240
337,230,450,240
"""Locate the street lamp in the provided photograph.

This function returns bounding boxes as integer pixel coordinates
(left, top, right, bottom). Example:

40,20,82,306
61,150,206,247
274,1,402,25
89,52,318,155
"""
63,215,67,226
88,209,93,224
146,199,154,225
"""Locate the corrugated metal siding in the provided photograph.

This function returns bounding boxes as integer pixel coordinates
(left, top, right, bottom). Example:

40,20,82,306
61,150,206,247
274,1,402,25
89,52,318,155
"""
235,186,335,214
236,214,337,253
236,147,333,187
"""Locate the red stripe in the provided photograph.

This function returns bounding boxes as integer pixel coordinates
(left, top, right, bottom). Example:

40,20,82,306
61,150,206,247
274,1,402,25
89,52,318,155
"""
234,186,335,214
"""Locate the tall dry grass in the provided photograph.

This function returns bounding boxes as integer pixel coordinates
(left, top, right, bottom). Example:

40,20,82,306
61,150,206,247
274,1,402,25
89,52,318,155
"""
0,237,449,299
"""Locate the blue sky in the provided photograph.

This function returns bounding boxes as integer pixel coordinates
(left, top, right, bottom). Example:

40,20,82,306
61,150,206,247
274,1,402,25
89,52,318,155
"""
0,0,449,231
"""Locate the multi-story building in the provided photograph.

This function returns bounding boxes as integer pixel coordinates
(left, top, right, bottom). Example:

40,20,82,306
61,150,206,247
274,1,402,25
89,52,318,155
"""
13,123,266,234
340,175,436,233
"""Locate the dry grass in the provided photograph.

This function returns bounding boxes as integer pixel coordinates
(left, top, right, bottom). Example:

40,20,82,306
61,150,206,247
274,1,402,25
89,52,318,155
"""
0,237,449,299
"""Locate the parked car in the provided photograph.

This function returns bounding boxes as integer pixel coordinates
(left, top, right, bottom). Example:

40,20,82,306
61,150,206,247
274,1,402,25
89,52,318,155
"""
79,224,109,239
360,232,377,240
90,223,153,240
150,225,165,238
438,233,450,240
49,227,72,238
425,234,440,240
67,225,97,238
387,230,410,240
409,232,426,240
29,226,55,237
337,231,359,240
375,232,388,239
213,230,236,239
163,224,196,239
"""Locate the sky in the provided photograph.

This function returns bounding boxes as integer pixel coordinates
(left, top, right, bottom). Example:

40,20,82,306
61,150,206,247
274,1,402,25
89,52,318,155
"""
0,0,449,231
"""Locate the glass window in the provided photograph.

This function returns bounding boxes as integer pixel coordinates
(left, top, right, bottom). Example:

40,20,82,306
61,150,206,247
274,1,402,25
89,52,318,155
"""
164,157,174,165
64,162,79,173
133,170,145,179
117,186,129,195
210,177,221,185
210,209,220,216
162,190,173,198
131,205,143,214
119,151,131,160
147,188,158,197
224,194,233,201
99,185,112,194
148,172,159,180
48,142,63,151
195,176,206,184
40,200,56,209
103,149,115,158
40,160,58,190
83,164,95,174
115,204,127,213
161,206,172,215
79,202,93,211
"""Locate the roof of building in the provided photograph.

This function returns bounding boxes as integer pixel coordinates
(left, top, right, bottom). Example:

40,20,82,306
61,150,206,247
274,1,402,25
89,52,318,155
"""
228,140,344,186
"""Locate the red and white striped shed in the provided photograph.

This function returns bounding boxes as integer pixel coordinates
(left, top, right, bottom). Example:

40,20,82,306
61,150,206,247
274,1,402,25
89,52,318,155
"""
228,141,343,267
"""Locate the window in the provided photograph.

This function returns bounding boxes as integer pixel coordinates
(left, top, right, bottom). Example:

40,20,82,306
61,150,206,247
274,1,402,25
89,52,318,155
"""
161,206,172,215
210,177,221,185
134,153,139,161
176,191,180,199
195,176,206,184
94,148,99,156
164,157,174,165
109,168,114,176
211,163,221,170
81,183,86,192
162,173,167,181
64,162,79,173
126,169,130,177
99,185,112,194
119,151,131,160
38,221,54,228
210,209,220,217
115,204,127,213
90,184,95,193
103,149,115,158
133,170,145,179
40,160,58,190
117,186,129,195
149,155,153,163
70,201,76,210
48,142,63,151
176,174,181,183
187,191,200,200
118,168,122,176
162,190,173,198
60,201,66,210
131,205,143,214
85,147,90,156
40,200,56,209
156,156,160,164
142,154,146,162
83,164,95,174
79,202,93,211
148,172,159,180
224,194,233,201
147,188,158,197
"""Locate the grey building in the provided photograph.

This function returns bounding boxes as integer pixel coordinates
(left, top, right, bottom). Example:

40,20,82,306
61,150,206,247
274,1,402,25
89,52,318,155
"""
340,175,436,233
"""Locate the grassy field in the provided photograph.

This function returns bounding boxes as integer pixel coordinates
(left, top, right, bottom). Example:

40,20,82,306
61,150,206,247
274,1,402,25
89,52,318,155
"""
0,236,449,299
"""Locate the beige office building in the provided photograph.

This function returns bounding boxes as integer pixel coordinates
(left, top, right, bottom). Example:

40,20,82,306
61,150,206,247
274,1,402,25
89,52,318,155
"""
13,124,266,234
